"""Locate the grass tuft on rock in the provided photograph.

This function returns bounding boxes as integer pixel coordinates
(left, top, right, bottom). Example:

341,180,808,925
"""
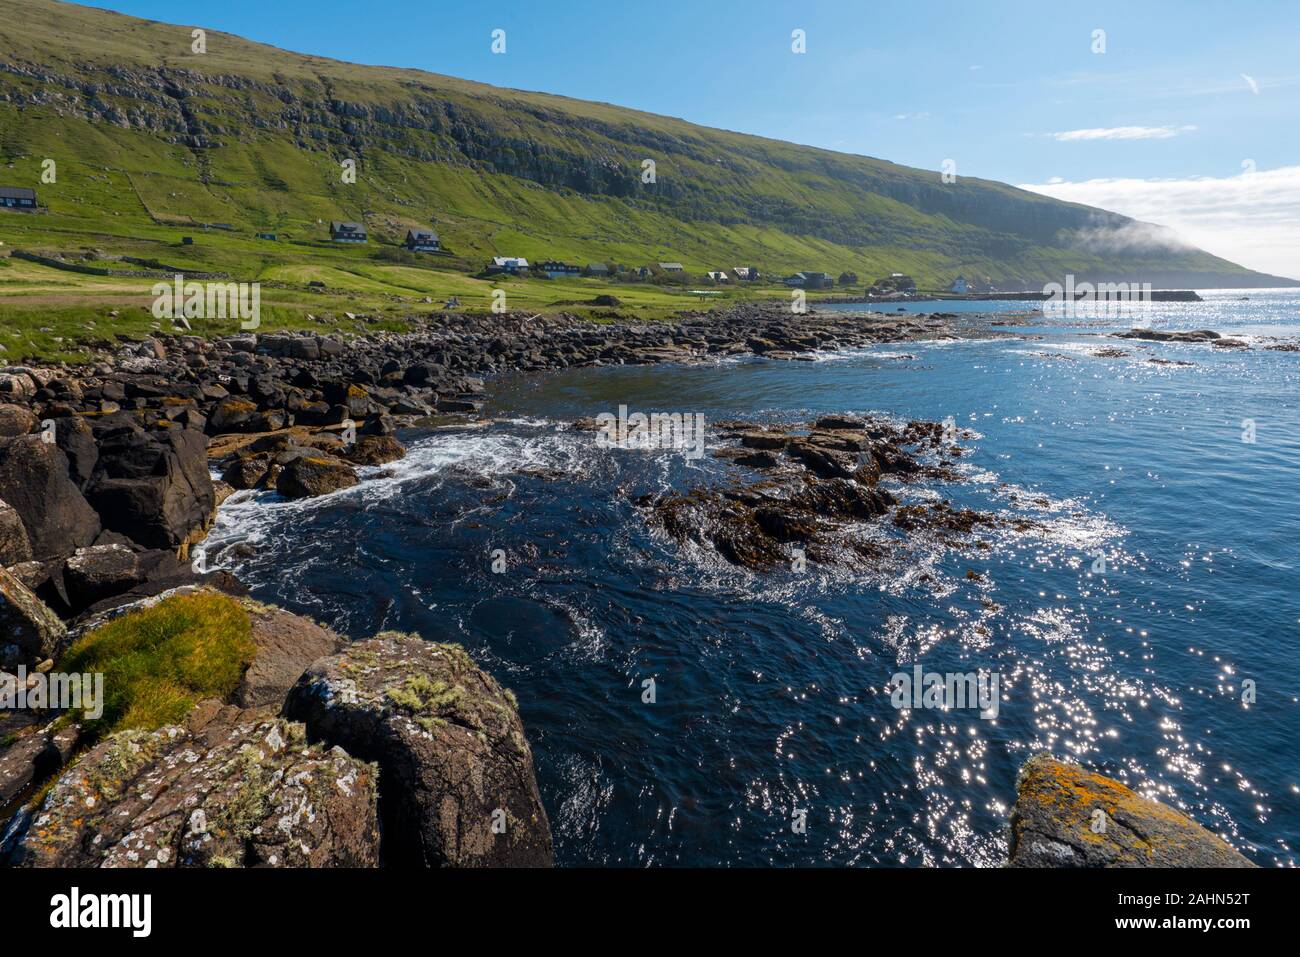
60,592,256,740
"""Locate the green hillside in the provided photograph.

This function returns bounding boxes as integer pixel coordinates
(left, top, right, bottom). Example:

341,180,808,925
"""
0,0,1291,361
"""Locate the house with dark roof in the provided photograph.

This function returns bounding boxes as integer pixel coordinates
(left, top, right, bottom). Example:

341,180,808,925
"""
732,267,760,281
537,260,580,279
329,221,367,243
0,186,37,210
404,229,440,252
657,262,685,273
949,274,968,294
783,271,833,290
706,270,731,283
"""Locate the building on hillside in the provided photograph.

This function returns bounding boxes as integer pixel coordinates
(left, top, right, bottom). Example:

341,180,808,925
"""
657,262,685,273
0,186,37,210
486,256,529,275
584,263,611,277
706,270,731,283
783,271,833,290
537,260,580,279
838,271,859,287
731,266,760,281
404,229,441,252
949,274,968,294
329,221,367,243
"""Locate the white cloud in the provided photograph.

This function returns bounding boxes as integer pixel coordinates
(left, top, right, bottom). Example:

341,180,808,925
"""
1019,165,1300,280
1049,125,1196,141
1241,73,1259,95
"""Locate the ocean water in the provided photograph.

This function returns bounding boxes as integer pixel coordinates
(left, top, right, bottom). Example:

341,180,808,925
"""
205,289,1300,867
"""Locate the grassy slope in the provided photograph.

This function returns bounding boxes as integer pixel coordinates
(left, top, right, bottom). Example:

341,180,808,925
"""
0,0,1285,362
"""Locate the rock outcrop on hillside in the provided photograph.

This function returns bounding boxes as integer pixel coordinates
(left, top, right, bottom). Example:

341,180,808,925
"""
1008,754,1256,868
284,633,554,868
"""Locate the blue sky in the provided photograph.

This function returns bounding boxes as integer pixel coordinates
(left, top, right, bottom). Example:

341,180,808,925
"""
82,0,1300,277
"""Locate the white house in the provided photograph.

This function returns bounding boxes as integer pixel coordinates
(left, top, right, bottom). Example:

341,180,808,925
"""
949,274,968,294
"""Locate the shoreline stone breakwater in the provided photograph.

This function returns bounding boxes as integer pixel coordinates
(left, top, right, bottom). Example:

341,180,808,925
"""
0,305,1252,867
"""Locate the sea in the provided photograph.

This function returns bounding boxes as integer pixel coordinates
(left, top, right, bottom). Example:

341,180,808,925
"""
204,288,1300,866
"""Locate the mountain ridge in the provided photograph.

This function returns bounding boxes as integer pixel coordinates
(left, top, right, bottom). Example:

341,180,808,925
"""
0,0,1294,290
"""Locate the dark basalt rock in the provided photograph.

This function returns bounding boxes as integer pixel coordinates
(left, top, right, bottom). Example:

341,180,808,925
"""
647,414,996,571
62,543,145,612
0,567,68,669
0,436,101,562
275,455,359,499
0,496,33,567
284,632,554,868
338,434,406,466
84,429,215,551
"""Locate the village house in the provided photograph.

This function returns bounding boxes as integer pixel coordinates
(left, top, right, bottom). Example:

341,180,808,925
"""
537,260,580,279
949,274,968,294
838,271,859,287
657,262,685,273
783,271,833,290
404,229,441,252
706,270,731,283
486,256,529,275
731,267,760,281
0,186,37,210
329,221,367,243
584,262,611,277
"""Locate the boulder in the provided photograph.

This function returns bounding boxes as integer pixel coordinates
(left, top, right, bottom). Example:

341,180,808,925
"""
0,567,68,670
284,632,554,867
1008,753,1256,868
63,544,144,612
0,403,36,438
0,496,33,567
275,456,359,499
85,429,215,550
206,397,261,434
49,416,98,488
233,601,344,709
222,455,271,490
0,436,101,561
8,708,380,868
339,435,406,466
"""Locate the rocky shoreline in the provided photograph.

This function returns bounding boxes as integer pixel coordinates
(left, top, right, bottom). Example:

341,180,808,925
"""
0,304,1253,867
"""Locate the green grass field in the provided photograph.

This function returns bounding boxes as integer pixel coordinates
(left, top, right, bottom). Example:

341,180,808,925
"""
0,0,1279,364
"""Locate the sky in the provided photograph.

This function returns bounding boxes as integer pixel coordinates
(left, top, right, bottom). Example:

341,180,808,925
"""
82,0,1300,278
